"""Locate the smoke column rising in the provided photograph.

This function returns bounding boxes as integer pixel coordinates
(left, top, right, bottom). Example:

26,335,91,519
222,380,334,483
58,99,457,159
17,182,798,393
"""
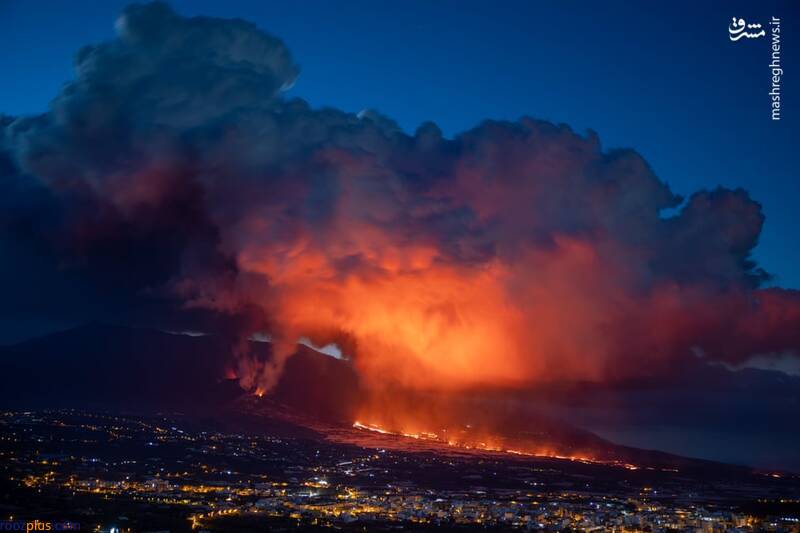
1,2,799,400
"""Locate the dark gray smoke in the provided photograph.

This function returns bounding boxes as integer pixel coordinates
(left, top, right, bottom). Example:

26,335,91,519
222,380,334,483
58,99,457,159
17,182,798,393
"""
1,2,798,393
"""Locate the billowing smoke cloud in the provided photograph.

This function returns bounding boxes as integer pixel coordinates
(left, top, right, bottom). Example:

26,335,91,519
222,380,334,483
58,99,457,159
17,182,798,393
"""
1,2,799,398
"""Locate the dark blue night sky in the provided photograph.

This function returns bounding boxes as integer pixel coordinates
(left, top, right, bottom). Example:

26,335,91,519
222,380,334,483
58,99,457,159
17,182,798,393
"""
1,0,797,288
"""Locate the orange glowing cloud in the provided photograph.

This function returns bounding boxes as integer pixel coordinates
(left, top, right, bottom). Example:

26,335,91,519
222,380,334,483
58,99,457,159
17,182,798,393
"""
2,2,799,426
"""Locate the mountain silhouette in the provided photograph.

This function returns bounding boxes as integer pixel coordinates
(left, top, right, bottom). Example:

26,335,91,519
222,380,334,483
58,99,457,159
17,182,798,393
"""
1,322,793,473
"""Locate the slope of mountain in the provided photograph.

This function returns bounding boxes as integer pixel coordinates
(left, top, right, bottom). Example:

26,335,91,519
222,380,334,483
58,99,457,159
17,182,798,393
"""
0,323,795,472
0,322,236,412
526,360,800,471
0,322,360,418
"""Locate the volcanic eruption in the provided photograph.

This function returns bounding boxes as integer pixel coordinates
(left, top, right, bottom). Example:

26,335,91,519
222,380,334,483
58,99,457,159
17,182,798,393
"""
1,2,799,456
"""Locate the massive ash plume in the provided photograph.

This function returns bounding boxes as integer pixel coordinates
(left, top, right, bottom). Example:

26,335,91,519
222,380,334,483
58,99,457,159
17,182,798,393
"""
1,2,799,400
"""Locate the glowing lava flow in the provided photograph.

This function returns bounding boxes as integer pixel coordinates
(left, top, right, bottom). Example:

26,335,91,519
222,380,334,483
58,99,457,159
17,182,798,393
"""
352,421,393,435
352,421,645,471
